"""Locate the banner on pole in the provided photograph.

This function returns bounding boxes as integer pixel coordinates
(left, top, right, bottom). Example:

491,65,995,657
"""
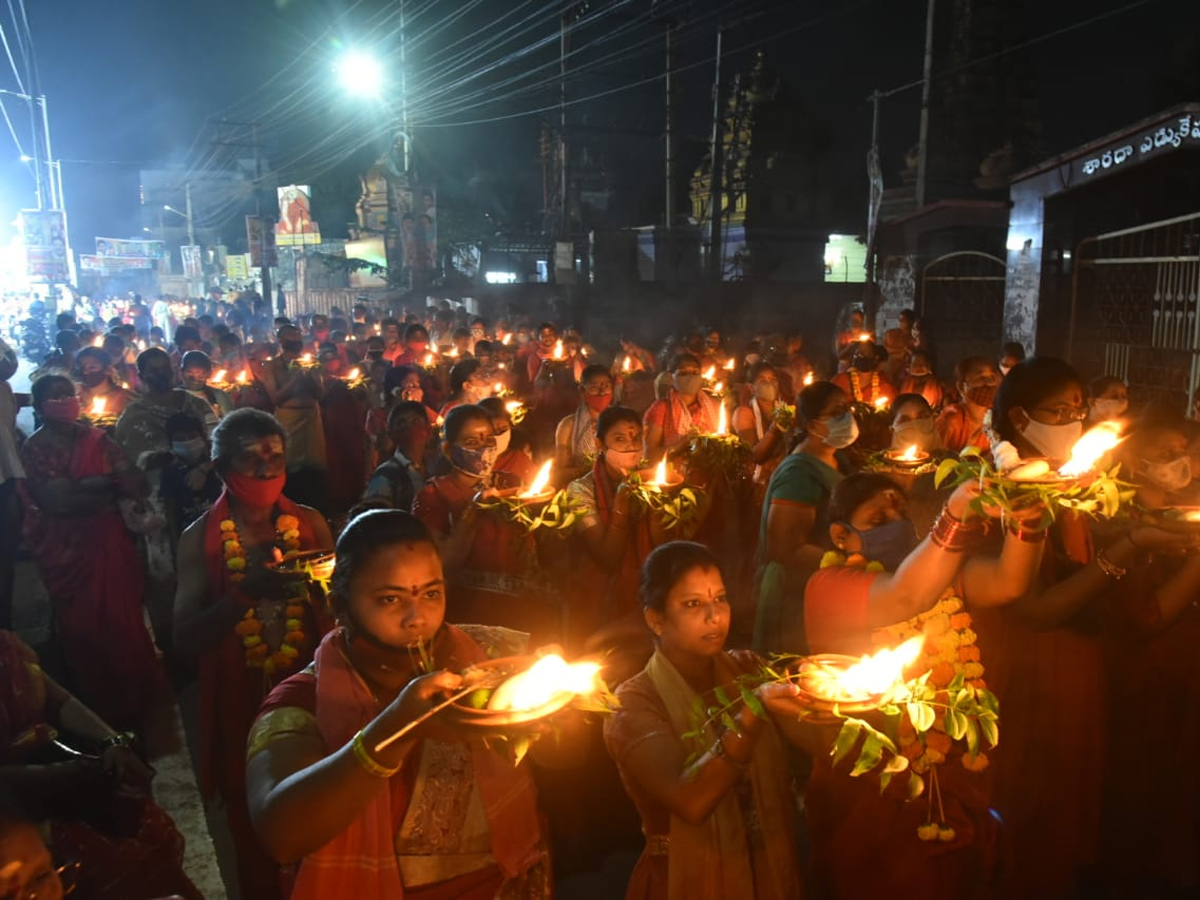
226,254,250,280
181,245,202,278
246,216,278,267
20,209,69,282
80,255,155,273
275,185,322,247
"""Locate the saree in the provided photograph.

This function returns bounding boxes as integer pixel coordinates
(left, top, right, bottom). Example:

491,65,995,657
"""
198,490,322,900
18,424,165,726
603,649,803,900
0,631,201,900
257,626,548,900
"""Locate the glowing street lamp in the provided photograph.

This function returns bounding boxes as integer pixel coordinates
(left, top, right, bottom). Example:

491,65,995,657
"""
336,50,383,97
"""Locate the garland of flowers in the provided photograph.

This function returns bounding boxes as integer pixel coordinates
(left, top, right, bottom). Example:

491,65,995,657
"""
824,551,997,841
848,368,880,403
223,514,308,677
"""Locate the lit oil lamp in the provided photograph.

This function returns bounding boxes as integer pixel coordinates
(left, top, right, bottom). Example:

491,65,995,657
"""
236,370,249,385
622,356,632,373
423,353,437,369
552,339,565,361
858,332,872,343
485,654,601,712
516,460,555,503
803,372,815,387
793,636,925,719
716,402,728,436
723,357,735,371
92,335,103,348
702,364,716,382
883,443,931,469
502,333,513,346
448,346,460,359
90,396,107,416
1006,422,1124,483
873,396,890,411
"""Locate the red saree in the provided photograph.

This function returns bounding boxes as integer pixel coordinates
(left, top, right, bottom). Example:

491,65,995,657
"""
18,424,165,726
261,626,547,900
198,490,322,900
0,631,201,900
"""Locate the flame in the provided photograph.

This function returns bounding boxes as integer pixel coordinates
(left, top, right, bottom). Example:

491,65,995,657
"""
724,358,735,370
580,347,589,358
487,654,601,712
424,353,435,367
552,339,564,360
120,381,130,390
803,372,815,386
713,381,725,395
300,353,313,364
1058,421,1124,477
858,332,872,343
805,637,925,702
90,396,107,415
92,335,103,347
651,455,669,487
436,415,445,427
236,370,248,384
874,396,889,410
502,333,513,346
347,368,360,380
898,444,920,461
505,400,524,416
703,365,716,381
211,369,227,383
494,382,504,394
519,460,553,498
448,346,460,358
716,402,728,435
374,324,382,333
498,362,507,370
622,356,632,373
1185,510,1200,522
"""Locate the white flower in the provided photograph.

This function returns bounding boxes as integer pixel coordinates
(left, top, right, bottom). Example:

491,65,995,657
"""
992,441,1022,473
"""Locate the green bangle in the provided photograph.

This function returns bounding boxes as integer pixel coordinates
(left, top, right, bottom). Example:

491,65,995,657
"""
351,730,401,778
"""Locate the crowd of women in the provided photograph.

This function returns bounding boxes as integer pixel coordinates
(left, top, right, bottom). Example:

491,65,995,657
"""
2,295,1199,900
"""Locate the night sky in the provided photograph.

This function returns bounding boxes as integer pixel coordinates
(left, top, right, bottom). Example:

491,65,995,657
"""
7,0,1199,254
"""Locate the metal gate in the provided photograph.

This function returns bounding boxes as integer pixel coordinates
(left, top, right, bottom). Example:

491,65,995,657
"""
1070,212,1200,411
920,251,1006,368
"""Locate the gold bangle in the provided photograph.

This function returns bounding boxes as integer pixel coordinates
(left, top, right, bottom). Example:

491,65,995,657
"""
350,730,401,778
1095,548,1127,581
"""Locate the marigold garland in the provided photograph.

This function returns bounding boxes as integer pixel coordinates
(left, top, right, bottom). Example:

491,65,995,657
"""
825,550,996,841
221,514,307,677
847,369,880,404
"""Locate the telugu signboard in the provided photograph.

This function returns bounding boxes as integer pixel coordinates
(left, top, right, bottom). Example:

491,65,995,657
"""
94,237,166,259
20,209,69,282
1073,112,1200,183
80,255,155,273
275,185,322,247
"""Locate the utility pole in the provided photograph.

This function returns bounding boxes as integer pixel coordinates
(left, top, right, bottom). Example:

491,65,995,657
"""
399,0,410,174
559,11,570,240
663,19,676,290
184,181,196,248
706,27,724,281
865,90,883,331
915,0,936,209
251,123,273,309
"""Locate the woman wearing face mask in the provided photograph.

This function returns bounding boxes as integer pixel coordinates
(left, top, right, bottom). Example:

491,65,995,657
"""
898,349,945,411
18,375,164,729
971,356,1196,896
439,359,492,418
565,406,676,650
160,412,222,532
733,362,790,494
365,366,438,471
643,353,721,461
1085,375,1129,427
889,393,942,454
553,364,615,487
113,347,214,464
800,473,1046,900
413,405,556,642
1099,414,1200,893
173,408,333,900
751,382,855,653
72,347,134,428
479,396,535,490
245,511,550,899
934,357,1000,453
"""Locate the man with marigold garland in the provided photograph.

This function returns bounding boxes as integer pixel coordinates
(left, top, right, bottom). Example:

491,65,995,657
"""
174,408,333,900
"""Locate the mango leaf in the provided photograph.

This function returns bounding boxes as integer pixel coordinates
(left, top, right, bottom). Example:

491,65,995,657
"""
979,716,999,748
907,701,936,733
934,458,960,488
714,686,731,708
831,719,863,767
965,717,980,756
739,684,765,719
850,733,883,776
944,709,968,740
878,772,893,794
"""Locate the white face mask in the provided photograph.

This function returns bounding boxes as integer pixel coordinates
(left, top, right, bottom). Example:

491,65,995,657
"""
818,411,860,449
1020,417,1083,461
999,364,1012,377
1090,397,1128,421
891,417,937,451
1142,456,1191,492
493,429,512,457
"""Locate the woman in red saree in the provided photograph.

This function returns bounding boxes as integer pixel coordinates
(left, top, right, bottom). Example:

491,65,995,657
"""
413,405,558,645
173,408,333,900
18,374,165,729
970,357,1191,897
642,353,720,461
318,353,370,517
245,510,549,899
0,629,201,900
802,473,1045,899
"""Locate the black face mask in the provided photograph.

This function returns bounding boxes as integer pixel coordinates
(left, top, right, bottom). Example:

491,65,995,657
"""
80,371,107,388
281,339,304,354
144,372,173,392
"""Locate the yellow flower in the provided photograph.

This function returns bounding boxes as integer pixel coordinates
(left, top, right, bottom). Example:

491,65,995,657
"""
220,519,236,532
962,662,985,680
938,826,957,842
263,658,276,676
285,618,303,632
226,557,246,572
242,635,263,648
820,550,846,569
959,628,978,645
917,823,940,841
923,614,951,638
278,644,299,659
276,515,300,532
